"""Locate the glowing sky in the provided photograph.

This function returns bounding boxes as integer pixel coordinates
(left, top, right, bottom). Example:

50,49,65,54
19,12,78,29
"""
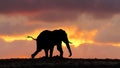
0,0,120,59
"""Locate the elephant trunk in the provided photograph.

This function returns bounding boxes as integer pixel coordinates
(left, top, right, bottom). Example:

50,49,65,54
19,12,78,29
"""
66,42,72,57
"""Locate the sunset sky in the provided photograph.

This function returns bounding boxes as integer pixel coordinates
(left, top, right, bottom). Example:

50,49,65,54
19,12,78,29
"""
0,0,120,59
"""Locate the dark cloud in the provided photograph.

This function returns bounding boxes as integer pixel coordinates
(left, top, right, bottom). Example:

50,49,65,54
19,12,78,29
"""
0,15,39,35
0,15,58,35
0,15,70,35
0,0,120,25
0,21,38,35
31,11,79,22
0,0,120,17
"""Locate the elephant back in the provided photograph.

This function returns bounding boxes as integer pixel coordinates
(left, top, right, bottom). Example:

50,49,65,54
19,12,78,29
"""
37,30,52,42
52,29,68,43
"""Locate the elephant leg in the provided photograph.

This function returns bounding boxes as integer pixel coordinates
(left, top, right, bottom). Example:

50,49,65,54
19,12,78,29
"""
50,46,54,57
31,49,41,59
44,49,49,58
57,44,63,57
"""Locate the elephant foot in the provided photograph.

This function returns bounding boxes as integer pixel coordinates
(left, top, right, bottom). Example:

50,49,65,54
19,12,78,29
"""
41,56,49,58
60,56,63,58
31,54,35,59
53,55,63,59
60,55,63,58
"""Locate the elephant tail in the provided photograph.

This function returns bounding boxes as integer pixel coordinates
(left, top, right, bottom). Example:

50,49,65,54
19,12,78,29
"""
27,36,36,40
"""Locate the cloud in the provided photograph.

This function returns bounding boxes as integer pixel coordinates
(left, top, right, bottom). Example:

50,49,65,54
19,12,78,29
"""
76,14,110,31
0,39,35,59
30,11,79,22
94,15,120,43
71,43,120,59
0,15,26,35
0,15,46,35
0,0,120,18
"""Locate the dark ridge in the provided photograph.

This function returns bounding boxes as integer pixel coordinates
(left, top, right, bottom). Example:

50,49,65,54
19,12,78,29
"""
0,56,120,68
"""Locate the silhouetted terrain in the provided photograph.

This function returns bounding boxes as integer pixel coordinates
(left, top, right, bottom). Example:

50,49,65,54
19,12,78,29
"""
0,56,120,68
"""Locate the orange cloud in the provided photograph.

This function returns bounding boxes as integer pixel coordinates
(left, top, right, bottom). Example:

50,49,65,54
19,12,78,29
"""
0,26,97,48
68,29,97,47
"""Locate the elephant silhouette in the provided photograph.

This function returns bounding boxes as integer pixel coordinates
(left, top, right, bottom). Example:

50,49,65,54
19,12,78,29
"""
27,29,72,59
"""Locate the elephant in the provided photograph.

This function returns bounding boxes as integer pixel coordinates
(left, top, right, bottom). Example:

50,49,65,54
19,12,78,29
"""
27,29,72,59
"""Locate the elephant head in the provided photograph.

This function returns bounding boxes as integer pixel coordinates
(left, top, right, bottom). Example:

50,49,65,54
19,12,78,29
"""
52,29,72,57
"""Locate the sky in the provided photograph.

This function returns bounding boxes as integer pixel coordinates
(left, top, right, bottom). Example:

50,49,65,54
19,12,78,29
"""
0,0,120,59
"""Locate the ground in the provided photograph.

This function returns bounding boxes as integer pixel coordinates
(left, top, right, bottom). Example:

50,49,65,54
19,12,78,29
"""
0,56,120,68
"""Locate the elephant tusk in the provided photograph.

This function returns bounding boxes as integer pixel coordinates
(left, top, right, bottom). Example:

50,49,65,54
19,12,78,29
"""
69,41,72,44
